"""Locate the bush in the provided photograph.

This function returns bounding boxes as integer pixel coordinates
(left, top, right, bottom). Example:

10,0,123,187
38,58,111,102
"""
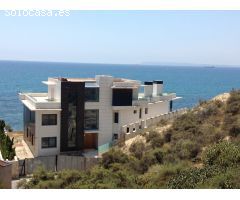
202,141,240,168
145,131,159,143
164,132,172,143
172,139,200,160
158,119,168,126
0,120,16,160
135,149,165,174
225,90,240,115
198,167,240,189
129,141,145,159
228,117,240,137
101,148,129,168
150,135,165,149
167,167,215,189
152,148,164,164
140,161,190,188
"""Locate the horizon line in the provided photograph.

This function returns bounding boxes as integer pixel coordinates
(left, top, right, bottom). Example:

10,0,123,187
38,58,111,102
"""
0,59,240,68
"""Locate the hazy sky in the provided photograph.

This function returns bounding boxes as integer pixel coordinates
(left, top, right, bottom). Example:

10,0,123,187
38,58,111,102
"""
0,11,240,66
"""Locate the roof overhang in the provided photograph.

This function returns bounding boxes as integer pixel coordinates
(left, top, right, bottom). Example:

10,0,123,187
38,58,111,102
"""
21,100,62,111
42,81,56,86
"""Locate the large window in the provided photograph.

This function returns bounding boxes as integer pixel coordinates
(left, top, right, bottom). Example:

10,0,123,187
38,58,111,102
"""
42,114,57,126
41,137,57,148
85,87,99,102
84,110,99,130
24,105,35,123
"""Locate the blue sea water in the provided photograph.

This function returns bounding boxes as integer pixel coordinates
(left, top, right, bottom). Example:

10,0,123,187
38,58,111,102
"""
1,60,240,131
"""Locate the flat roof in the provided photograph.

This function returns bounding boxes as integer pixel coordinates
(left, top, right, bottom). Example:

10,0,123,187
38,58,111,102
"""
54,78,96,82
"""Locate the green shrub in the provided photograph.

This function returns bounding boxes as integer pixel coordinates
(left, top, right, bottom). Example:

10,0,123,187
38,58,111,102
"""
140,161,190,188
129,141,145,159
0,120,16,160
101,148,129,168
158,119,168,126
225,90,240,115
164,132,172,143
198,167,240,189
150,135,165,149
168,166,220,189
152,148,164,164
145,131,159,143
173,139,200,160
202,141,240,168
136,151,158,174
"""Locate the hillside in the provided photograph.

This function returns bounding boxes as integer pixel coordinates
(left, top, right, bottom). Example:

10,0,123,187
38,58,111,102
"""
19,90,240,189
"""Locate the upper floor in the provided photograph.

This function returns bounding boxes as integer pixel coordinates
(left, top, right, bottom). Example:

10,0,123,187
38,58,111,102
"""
19,75,180,110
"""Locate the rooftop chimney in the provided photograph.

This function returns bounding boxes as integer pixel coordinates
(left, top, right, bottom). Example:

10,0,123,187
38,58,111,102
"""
153,80,163,96
144,81,153,97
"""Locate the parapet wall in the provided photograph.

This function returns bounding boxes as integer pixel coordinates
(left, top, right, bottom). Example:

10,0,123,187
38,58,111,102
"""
121,108,188,141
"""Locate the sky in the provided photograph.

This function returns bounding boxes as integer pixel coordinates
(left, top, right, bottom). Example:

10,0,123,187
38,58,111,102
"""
0,10,240,66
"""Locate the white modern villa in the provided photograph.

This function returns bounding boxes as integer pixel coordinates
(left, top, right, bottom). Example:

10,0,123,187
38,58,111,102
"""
19,75,181,157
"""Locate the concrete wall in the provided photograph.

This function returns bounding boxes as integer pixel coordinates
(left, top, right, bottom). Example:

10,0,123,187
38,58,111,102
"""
57,155,99,171
122,108,188,141
96,76,114,146
116,100,170,134
35,110,61,157
0,161,12,189
19,155,99,175
8,160,19,179
48,78,61,101
25,156,56,174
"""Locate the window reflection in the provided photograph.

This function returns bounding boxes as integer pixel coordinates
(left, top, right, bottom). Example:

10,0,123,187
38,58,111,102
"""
84,110,99,130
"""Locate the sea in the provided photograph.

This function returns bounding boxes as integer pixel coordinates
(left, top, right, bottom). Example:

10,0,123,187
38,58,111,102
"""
1,60,240,131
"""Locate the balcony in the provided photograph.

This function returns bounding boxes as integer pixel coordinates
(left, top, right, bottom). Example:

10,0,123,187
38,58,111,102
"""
19,93,61,110
132,93,177,106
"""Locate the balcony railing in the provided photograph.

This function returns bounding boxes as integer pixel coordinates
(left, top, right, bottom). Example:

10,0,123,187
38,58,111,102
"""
133,93,177,106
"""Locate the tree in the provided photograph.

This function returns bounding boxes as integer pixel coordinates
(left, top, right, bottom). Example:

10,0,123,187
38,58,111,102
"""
0,119,16,160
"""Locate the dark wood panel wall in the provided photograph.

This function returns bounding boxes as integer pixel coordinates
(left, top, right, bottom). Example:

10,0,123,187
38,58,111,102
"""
60,81,85,152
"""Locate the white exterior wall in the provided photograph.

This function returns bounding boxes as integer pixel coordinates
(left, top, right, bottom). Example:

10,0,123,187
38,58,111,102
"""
96,76,114,146
47,78,61,101
153,83,163,96
144,85,153,97
116,100,170,134
34,110,61,157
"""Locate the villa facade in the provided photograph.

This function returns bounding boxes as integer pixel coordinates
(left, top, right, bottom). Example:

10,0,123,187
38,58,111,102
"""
19,75,180,157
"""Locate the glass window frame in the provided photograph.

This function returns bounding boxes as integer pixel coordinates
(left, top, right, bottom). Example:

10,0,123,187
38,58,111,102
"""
85,87,99,102
84,109,99,130
42,114,57,126
41,137,57,148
